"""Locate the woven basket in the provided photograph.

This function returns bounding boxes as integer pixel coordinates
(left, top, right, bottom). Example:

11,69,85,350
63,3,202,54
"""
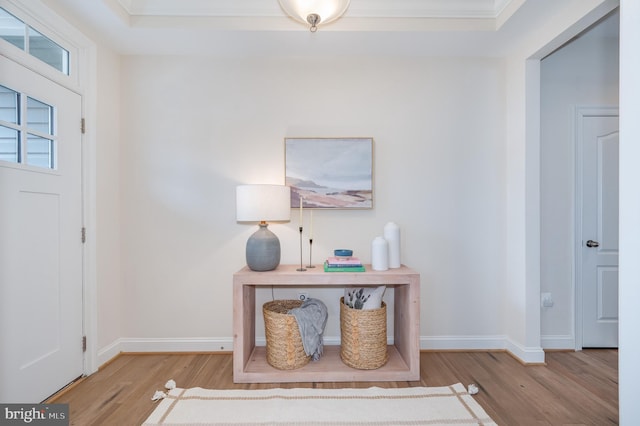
263,300,310,370
340,297,388,369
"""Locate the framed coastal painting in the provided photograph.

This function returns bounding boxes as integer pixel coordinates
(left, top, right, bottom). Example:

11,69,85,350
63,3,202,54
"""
285,137,373,209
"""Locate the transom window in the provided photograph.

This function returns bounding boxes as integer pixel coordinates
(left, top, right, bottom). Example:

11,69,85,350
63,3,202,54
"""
0,7,69,75
0,84,56,169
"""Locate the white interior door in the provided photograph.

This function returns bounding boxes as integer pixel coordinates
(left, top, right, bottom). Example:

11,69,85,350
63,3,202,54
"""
0,56,84,402
579,109,619,348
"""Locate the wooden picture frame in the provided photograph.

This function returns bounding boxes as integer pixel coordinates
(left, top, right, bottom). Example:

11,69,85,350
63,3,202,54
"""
285,137,373,209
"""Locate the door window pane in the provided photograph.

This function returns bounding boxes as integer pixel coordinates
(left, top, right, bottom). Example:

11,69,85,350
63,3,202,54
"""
1,7,69,76
28,28,69,75
0,84,55,170
26,134,54,168
0,85,19,124
27,97,52,134
0,125,19,163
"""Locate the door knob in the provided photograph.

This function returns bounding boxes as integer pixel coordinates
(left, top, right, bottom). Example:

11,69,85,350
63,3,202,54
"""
586,240,600,248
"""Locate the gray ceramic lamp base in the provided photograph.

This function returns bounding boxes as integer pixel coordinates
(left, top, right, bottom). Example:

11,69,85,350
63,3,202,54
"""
246,223,281,271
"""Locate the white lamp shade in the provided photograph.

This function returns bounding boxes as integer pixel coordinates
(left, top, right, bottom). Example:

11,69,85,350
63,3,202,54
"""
236,184,291,222
278,0,350,25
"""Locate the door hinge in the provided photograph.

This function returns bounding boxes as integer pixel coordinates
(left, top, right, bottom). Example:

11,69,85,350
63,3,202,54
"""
81,227,86,243
81,118,86,134
82,336,87,352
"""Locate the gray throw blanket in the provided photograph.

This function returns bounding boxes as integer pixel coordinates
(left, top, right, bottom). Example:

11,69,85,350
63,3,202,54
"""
288,298,328,361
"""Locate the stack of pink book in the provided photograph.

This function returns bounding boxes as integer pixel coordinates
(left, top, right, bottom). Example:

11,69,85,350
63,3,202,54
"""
323,256,365,272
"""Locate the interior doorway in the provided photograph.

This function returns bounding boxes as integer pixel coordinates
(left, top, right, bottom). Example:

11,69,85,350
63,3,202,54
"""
539,9,619,351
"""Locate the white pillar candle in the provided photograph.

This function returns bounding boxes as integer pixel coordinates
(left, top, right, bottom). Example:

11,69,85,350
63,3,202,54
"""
384,222,401,268
299,196,303,227
371,236,389,271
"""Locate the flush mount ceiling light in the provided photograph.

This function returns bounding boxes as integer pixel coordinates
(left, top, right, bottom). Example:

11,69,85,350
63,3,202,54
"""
278,0,351,32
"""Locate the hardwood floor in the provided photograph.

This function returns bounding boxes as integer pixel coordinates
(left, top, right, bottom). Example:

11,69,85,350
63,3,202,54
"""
48,350,618,425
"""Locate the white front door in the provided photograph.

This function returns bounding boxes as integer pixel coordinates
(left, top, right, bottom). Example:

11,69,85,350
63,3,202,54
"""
0,56,84,402
579,109,619,348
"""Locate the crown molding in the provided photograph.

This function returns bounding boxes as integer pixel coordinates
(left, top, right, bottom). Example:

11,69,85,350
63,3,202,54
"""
116,0,521,20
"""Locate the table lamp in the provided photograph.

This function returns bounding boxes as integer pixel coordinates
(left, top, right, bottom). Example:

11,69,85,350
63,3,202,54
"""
236,184,291,271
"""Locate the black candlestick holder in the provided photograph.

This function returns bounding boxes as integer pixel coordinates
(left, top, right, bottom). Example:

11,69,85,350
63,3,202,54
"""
306,238,315,268
297,226,306,271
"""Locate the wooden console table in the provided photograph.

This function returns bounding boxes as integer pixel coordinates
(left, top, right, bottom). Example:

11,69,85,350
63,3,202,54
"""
233,264,420,383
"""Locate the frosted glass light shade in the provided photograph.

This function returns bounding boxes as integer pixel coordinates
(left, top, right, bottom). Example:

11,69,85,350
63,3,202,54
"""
236,185,291,222
278,0,350,26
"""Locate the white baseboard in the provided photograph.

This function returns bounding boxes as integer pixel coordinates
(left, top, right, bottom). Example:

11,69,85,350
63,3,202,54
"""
420,335,507,351
97,338,123,367
540,334,575,350
420,335,546,364
97,337,234,367
504,338,546,364
97,335,546,369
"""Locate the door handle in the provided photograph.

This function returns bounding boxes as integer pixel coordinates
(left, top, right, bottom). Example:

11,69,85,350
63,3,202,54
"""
586,240,600,248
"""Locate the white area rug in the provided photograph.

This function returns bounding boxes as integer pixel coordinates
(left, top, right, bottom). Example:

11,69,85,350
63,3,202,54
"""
143,383,497,425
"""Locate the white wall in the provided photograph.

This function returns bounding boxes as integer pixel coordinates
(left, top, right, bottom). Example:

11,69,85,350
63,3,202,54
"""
540,12,619,349
118,55,507,347
95,45,122,353
619,0,640,422
503,54,531,357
